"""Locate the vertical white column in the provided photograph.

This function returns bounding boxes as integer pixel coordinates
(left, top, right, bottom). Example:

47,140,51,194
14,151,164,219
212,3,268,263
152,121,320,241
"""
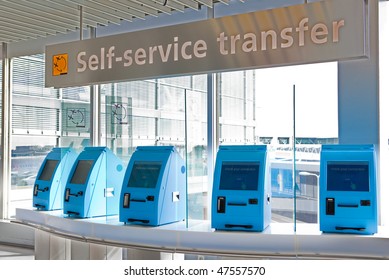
89,27,101,147
0,42,12,219
206,7,217,221
379,2,389,226
338,0,379,145
338,0,380,224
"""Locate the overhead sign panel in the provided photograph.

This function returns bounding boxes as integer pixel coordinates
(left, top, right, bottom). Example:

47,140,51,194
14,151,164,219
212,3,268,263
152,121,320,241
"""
45,0,368,88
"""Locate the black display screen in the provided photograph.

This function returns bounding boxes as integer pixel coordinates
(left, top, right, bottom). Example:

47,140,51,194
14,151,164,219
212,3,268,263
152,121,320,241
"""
38,159,59,181
219,162,260,191
327,162,369,192
127,162,162,189
70,160,95,185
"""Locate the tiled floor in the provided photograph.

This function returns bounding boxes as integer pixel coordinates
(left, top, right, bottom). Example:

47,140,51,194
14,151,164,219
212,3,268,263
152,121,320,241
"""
0,244,34,260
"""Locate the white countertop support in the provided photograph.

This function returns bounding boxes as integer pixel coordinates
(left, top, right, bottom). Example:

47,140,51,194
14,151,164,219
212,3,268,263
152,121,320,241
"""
14,208,389,259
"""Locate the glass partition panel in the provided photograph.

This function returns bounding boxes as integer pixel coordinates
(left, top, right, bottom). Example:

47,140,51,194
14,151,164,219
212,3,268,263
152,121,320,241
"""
102,75,207,225
186,90,207,220
217,63,338,231
255,62,338,229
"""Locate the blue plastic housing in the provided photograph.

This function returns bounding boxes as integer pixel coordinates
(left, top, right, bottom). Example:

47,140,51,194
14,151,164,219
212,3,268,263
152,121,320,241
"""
63,147,125,218
211,145,271,232
33,147,78,211
119,146,186,226
319,144,378,235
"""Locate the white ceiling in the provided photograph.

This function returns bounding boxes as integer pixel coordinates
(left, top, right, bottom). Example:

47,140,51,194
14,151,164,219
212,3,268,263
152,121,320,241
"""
0,0,242,44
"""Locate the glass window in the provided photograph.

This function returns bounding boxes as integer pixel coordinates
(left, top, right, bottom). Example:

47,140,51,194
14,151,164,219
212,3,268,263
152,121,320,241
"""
60,86,91,149
218,71,256,144
218,62,338,226
10,55,57,217
12,54,58,98
9,54,89,218
102,75,208,221
7,53,337,229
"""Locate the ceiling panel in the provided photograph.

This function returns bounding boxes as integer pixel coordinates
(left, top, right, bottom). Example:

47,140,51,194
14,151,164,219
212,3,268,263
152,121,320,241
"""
0,0,236,44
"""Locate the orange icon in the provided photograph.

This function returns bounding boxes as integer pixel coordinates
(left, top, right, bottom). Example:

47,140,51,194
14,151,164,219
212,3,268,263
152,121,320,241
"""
53,54,68,76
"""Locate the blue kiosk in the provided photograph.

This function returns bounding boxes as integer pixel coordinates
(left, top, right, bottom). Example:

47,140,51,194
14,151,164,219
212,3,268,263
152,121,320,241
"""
211,145,271,232
63,147,125,218
319,144,378,235
33,147,78,211
119,146,186,226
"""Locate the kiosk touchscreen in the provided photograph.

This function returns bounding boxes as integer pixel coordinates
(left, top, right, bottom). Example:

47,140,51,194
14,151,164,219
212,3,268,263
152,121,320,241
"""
63,147,125,218
33,147,78,211
119,146,186,226
319,144,378,235
211,145,271,232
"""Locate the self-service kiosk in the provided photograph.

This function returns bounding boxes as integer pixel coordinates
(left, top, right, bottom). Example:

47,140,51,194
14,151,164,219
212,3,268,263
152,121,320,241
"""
211,145,271,232
33,147,78,211
119,146,186,226
63,146,125,218
319,144,378,235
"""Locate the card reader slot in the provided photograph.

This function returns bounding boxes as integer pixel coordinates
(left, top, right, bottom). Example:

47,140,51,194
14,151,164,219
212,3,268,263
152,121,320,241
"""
128,218,150,224
33,184,49,196
123,193,130,208
338,204,359,208
130,199,147,203
65,188,83,202
227,202,247,206
335,226,366,232
217,196,226,213
225,224,253,229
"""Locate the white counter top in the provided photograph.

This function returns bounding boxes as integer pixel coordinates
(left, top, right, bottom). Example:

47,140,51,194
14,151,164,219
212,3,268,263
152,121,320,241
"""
14,208,389,259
